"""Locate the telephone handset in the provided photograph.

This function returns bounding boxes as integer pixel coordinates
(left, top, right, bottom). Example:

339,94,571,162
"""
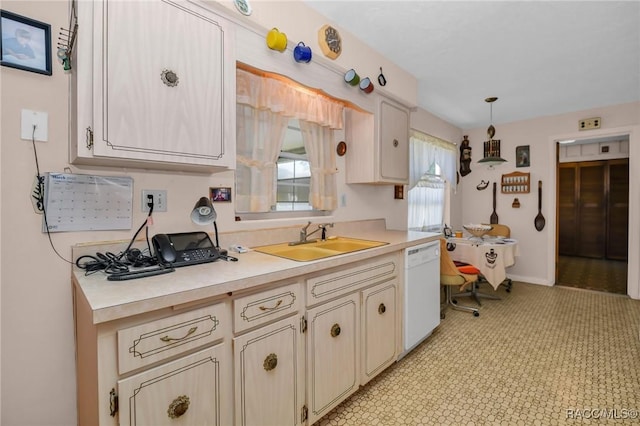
152,231,220,267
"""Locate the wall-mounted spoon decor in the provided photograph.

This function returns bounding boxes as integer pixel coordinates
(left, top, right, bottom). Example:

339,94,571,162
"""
534,180,546,231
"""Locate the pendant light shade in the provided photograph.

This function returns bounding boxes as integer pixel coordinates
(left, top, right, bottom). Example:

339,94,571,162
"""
479,97,507,168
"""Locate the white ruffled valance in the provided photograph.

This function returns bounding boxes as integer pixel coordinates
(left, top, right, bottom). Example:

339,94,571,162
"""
236,69,344,129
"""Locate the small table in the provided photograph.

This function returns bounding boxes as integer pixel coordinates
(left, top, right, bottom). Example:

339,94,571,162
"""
445,237,519,303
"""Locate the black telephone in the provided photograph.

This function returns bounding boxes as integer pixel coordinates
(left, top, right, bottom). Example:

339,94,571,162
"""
152,232,220,267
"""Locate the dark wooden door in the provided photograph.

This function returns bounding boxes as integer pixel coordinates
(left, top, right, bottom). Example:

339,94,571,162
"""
607,159,629,260
578,163,606,257
558,159,628,260
558,167,577,255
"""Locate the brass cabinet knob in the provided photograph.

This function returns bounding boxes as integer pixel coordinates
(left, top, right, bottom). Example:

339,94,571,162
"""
330,323,341,337
263,353,278,371
167,395,190,419
378,303,386,314
161,69,179,87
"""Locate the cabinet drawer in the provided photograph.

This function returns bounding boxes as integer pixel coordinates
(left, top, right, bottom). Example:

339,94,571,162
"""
234,282,300,334
118,304,226,375
306,254,398,306
117,344,231,426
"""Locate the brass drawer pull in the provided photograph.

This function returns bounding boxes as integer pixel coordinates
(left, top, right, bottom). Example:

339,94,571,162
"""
258,299,283,311
378,303,386,314
330,323,341,338
263,353,278,371
167,395,190,418
160,326,197,343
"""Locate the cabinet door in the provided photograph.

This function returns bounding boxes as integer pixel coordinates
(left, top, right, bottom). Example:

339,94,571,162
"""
234,315,304,426
89,0,235,168
361,280,397,385
117,344,231,426
306,293,360,425
378,99,409,183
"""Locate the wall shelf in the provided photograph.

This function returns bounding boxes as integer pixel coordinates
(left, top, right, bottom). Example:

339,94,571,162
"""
501,171,530,194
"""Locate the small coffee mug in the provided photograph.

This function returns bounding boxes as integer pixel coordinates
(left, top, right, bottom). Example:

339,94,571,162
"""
359,77,374,93
266,28,287,52
344,69,360,86
455,231,463,238
293,42,312,63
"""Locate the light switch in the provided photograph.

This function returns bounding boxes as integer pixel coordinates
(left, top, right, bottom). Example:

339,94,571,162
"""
21,109,48,142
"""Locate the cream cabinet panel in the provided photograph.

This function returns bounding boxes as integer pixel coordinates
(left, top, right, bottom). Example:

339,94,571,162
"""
361,280,397,385
345,96,409,184
73,0,235,171
118,303,225,375
306,254,398,307
233,281,301,334
117,344,232,426
233,315,305,426
378,99,409,183
306,293,360,425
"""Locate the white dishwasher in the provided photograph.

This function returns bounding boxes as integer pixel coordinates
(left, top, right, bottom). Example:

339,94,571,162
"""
401,240,441,357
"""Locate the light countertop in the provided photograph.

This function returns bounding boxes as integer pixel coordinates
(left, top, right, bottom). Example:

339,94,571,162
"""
72,227,440,324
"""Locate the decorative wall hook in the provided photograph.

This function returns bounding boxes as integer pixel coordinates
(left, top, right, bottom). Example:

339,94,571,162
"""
57,0,78,71
476,180,490,190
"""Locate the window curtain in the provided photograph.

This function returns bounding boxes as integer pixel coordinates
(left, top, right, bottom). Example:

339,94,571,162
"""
235,69,344,212
299,120,338,210
236,69,343,129
236,105,288,212
409,130,457,191
408,130,456,231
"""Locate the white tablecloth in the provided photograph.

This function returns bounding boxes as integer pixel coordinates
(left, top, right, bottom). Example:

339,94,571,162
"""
446,237,519,290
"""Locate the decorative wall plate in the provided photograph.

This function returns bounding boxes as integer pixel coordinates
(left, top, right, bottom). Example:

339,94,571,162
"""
336,141,347,156
234,0,252,16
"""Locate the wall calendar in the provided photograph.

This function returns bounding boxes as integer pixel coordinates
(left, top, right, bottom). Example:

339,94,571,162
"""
42,173,133,232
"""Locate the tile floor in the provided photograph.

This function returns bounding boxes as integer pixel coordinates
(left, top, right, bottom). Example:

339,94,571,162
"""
557,256,628,295
316,283,640,425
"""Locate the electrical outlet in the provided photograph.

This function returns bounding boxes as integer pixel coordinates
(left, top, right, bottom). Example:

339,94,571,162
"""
142,190,167,212
21,109,48,141
579,117,601,131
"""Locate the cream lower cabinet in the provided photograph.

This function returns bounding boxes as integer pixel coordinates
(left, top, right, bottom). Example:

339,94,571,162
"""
306,293,361,424
117,344,230,426
361,281,397,385
233,315,305,425
305,253,400,424
74,295,233,426
232,281,305,426
74,253,402,426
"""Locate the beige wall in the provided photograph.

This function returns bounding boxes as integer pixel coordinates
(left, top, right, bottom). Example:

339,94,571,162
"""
1,1,637,425
0,1,425,424
460,102,640,294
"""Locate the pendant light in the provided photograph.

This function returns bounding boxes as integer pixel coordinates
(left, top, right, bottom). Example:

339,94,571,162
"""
478,97,507,168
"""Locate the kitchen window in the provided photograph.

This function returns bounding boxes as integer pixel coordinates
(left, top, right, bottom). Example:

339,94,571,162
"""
408,131,456,231
235,66,343,217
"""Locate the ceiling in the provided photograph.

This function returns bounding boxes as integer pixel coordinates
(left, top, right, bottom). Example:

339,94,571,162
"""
303,1,640,131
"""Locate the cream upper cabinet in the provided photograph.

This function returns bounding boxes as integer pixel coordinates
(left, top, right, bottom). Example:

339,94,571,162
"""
345,96,410,184
72,0,236,171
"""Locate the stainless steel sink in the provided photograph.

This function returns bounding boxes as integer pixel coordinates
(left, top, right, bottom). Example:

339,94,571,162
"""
253,237,388,261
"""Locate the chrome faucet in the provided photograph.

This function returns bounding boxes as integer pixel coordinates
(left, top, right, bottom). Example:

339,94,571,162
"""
290,222,334,245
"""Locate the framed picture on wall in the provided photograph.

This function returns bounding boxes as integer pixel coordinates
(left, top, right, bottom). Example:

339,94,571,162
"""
1,10,52,75
516,145,530,168
210,187,232,202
